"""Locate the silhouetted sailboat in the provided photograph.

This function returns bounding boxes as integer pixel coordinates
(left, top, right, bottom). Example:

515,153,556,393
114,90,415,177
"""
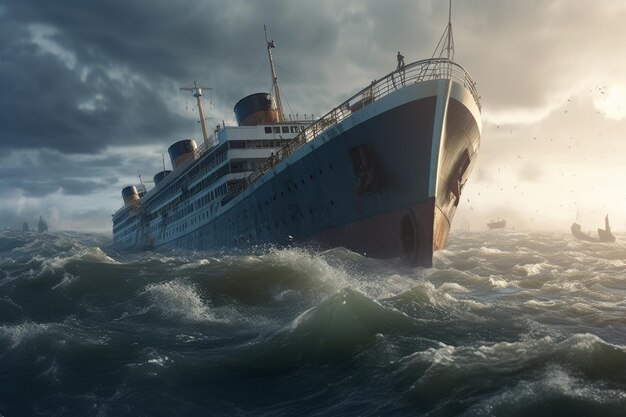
570,222,596,241
38,216,48,233
571,214,616,242
597,215,615,242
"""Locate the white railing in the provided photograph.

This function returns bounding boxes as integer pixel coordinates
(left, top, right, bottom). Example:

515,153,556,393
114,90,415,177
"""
222,58,480,203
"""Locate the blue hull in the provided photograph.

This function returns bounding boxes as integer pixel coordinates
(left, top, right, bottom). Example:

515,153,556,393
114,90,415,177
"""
161,83,480,267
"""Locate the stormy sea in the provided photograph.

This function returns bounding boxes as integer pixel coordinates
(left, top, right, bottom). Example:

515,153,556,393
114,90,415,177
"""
0,230,625,417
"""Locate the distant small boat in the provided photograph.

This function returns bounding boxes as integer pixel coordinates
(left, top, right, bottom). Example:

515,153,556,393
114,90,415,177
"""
487,219,506,229
38,216,48,233
22,222,30,232
597,215,615,242
570,222,596,241
570,214,616,242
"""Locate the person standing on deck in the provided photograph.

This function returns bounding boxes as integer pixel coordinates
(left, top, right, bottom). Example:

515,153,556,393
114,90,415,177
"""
396,51,405,69
396,51,406,84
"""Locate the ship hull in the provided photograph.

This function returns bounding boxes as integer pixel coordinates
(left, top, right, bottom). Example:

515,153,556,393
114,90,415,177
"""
144,79,480,266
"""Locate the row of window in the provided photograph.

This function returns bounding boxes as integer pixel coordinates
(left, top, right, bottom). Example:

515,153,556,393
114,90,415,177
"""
155,183,229,239
146,137,279,218
117,133,321,241
150,145,228,211
117,136,288,235
115,133,290,233
264,125,305,134
178,163,337,243
155,143,287,227
151,159,330,243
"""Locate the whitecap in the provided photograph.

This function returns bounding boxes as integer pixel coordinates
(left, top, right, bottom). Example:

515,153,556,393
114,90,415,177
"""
51,272,78,289
176,258,212,269
479,246,504,255
147,353,170,367
400,333,610,384
524,299,557,308
568,302,600,314
0,322,50,349
22,246,117,284
263,247,352,290
438,282,470,293
241,247,421,301
272,289,298,302
145,280,218,322
465,365,626,415
488,275,510,288
514,263,543,276
72,247,118,264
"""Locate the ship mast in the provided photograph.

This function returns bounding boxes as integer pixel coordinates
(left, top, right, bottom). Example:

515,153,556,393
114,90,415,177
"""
179,81,214,146
445,0,455,60
432,0,455,61
264,25,285,122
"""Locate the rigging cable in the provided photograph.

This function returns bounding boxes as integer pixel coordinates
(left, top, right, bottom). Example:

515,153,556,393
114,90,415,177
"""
234,59,269,99
275,64,335,106
281,91,295,121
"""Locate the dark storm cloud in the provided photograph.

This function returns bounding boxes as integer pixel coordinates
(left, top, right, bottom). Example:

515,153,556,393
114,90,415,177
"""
0,0,334,154
1,1,202,154
3,0,625,156
0,0,450,155
0,149,149,197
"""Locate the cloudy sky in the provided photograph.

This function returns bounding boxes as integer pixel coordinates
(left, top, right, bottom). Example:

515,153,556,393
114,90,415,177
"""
1,0,625,233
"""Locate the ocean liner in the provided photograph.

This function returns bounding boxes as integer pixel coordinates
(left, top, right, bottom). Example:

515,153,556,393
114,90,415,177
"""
112,13,482,267
487,218,506,229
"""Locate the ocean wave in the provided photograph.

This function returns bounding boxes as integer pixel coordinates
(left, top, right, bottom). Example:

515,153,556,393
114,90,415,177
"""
0,235,31,252
144,280,220,323
164,247,423,307
386,279,495,329
239,288,414,369
44,247,118,271
396,333,626,407
0,321,51,349
1,244,118,292
465,365,626,417
479,246,505,255
162,248,346,306
438,282,470,293
512,262,545,276
488,275,511,288
0,319,110,351
125,347,173,373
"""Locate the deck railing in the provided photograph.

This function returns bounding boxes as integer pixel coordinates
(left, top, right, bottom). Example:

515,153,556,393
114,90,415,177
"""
221,58,480,204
